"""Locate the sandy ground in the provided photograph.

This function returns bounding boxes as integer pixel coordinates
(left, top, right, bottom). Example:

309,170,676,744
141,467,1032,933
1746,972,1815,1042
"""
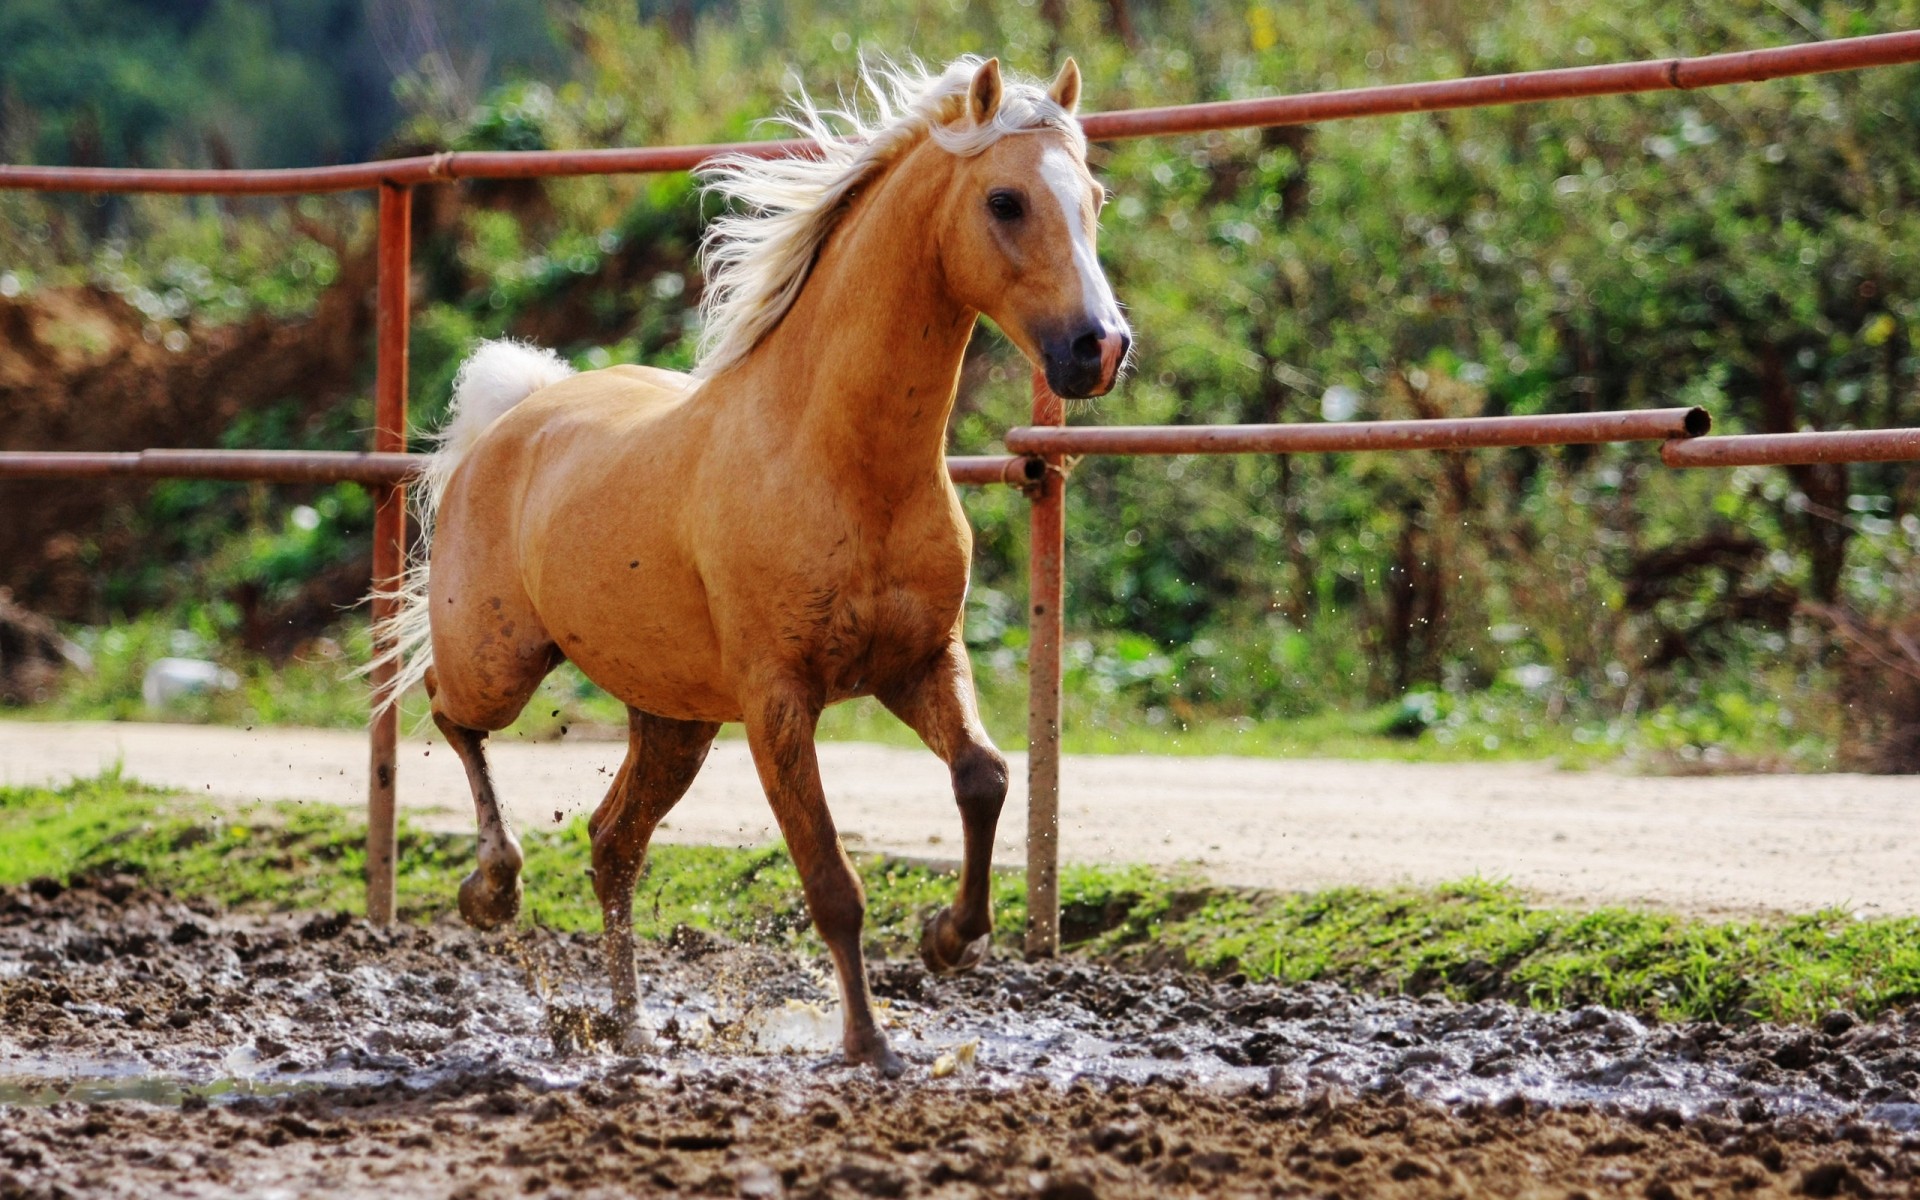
1,719,1914,917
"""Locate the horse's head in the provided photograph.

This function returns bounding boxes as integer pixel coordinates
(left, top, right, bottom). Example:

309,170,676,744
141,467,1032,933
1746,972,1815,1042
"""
936,59,1130,399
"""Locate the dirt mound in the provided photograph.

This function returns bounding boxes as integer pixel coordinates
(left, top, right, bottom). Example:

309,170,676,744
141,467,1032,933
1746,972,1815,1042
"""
0,234,379,621
6,881,1920,1197
1814,602,1920,773
0,591,75,704
0,191,697,629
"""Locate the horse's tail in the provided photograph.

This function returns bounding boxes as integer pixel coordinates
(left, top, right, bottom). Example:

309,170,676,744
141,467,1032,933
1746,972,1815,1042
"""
362,339,575,715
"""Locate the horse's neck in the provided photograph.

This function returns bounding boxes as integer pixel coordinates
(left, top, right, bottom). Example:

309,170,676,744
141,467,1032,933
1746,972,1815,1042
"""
737,148,973,482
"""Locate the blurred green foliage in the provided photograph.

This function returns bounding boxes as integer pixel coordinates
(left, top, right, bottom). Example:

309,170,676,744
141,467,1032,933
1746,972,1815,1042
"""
6,0,1920,766
0,0,562,169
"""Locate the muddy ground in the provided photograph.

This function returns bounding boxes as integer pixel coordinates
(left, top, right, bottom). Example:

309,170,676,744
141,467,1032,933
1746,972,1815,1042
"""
4,880,1920,1197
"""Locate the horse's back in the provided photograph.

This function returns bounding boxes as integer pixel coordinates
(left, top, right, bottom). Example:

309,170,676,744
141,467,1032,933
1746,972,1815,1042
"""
513,362,698,428
603,363,697,393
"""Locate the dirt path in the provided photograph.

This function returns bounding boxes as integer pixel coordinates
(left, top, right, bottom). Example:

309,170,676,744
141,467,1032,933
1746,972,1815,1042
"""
2,719,1914,917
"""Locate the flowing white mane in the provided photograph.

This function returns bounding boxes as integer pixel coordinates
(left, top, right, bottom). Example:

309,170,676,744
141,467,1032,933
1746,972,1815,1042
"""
692,56,1083,376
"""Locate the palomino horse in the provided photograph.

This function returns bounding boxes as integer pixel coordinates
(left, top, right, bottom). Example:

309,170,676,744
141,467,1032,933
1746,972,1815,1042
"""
373,56,1129,1076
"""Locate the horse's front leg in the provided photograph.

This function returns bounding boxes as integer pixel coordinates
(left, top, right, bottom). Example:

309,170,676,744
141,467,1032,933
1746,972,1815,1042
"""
878,636,1010,975
744,683,904,1077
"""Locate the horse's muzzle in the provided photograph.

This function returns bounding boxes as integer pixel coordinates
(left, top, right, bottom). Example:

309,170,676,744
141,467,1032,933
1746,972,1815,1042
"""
1042,323,1131,399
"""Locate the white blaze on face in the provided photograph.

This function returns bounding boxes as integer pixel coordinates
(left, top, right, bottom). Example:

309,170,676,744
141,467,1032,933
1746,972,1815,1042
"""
1038,145,1123,329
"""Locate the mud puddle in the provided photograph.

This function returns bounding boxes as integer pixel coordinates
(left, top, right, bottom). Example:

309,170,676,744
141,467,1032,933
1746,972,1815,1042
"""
7,878,1920,1196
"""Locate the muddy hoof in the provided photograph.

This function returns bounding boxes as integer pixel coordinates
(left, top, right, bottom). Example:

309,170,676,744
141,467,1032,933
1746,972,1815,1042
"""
615,1012,656,1054
919,908,990,975
847,1040,906,1080
457,867,522,930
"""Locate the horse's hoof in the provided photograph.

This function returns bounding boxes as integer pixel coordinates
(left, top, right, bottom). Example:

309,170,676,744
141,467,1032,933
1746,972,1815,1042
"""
919,908,990,975
846,1039,906,1080
615,1010,656,1054
457,867,522,930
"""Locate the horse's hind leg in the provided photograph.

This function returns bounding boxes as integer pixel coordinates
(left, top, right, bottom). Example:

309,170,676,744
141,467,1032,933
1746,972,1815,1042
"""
427,665,544,930
420,486,560,929
432,708,524,929
589,708,719,1028
878,635,1009,974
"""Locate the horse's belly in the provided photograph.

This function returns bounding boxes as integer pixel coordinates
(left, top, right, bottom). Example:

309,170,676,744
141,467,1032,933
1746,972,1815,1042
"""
572,648,740,723
529,546,741,723
550,611,739,723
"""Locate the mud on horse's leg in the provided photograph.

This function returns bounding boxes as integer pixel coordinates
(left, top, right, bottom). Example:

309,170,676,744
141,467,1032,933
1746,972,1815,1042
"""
588,709,718,1032
431,706,525,930
744,684,905,1078
880,636,1009,975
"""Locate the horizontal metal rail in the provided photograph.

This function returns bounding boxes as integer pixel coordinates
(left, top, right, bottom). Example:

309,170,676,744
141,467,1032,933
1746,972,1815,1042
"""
0,140,812,196
1662,428,1920,467
0,448,1033,488
1003,408,1710,457
4,31,1917,194
1077,29,1920,140
0,449,421,485
947,454,1044,487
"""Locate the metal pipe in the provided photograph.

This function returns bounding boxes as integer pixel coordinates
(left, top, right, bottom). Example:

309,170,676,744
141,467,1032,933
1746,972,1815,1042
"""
1023,368,1067,961
1004,408,1710,457
0,450,1027,488
0,139,813,196
1077,30,1920,140
0,449,420,484
7,32,1919,194
366,182,411,927
1662,428,1920,467
947,454,1043,487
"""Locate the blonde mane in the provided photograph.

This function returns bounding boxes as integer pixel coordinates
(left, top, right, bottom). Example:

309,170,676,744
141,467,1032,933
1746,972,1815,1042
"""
692,56,1083,376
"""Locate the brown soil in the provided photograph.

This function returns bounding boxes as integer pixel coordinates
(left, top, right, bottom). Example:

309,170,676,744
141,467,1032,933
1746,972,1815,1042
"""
5,880,1920,1198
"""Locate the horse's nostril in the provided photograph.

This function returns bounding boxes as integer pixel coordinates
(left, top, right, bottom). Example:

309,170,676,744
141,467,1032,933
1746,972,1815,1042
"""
1070,331,1102,365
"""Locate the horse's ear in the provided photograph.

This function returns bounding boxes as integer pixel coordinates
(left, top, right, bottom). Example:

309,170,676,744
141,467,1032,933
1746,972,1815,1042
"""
968,57,1003,125
1048,58,1082,114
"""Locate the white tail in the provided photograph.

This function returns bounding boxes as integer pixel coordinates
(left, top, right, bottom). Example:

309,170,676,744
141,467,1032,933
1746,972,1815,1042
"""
362,339,575,715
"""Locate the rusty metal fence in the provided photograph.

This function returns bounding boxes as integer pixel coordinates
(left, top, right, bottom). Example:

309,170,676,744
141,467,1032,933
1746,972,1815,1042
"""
5,30,1920,952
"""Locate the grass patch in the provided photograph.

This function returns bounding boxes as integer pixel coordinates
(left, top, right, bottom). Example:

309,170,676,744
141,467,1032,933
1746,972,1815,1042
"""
5,774,1912,1027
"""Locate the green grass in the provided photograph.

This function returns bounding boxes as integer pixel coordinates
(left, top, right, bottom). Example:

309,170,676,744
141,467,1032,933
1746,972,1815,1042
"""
4,773,1913,1027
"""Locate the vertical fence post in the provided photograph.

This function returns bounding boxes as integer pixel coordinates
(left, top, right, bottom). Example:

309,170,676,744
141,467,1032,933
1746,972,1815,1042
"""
1024,368,1067,959
367,181,412,925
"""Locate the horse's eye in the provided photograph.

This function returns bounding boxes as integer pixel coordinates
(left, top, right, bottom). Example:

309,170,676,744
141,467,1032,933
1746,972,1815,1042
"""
987,191,1024,221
